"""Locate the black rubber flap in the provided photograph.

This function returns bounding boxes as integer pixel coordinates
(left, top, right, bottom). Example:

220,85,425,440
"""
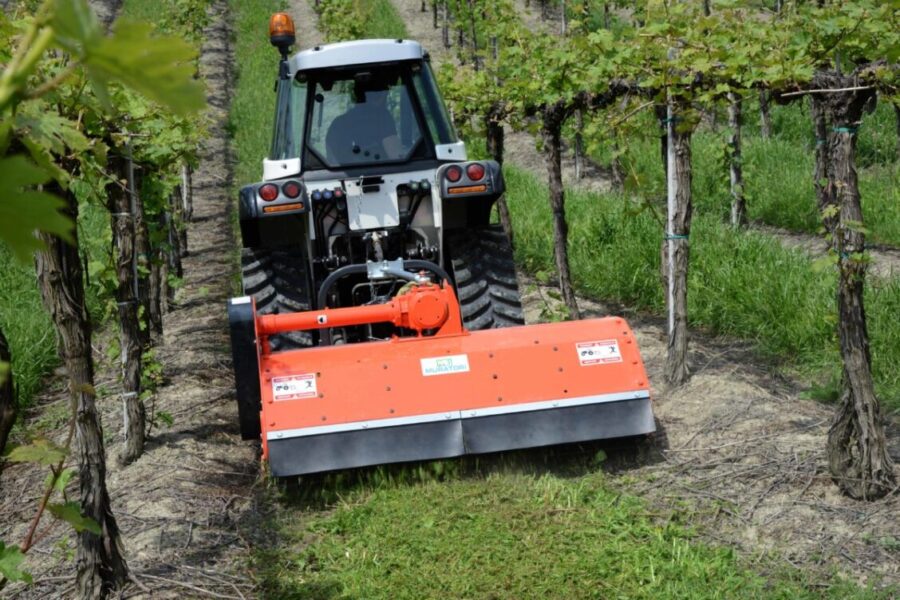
462,397,655,454
268,419,465,477
266,397,654,477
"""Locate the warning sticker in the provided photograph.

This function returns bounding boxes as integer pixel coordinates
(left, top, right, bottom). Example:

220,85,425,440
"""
271,374,317,401
576,340,623,366
421,354,470,377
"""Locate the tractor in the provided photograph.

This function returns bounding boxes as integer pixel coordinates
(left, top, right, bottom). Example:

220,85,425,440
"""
227,13,655,477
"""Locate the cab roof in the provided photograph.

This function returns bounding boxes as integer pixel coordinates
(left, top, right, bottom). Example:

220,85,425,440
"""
288,39,426,75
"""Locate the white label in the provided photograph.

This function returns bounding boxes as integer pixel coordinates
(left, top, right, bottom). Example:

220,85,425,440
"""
420,354,470,377
272,374,317,401
576,340,622,366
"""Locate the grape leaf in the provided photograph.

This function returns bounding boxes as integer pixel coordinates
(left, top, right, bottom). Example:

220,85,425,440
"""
0,156,73,262
7,438,68,466
0,542,32,584
47,502,102,535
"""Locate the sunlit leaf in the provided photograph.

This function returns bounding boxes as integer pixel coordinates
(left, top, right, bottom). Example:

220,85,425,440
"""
85,20,205,115
47,502,102,535
8,438,67,466
0,542,32,584
0,156,73,262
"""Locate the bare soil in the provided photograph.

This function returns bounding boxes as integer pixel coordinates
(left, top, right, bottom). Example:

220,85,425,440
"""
755,224,900,280
395,0,900,587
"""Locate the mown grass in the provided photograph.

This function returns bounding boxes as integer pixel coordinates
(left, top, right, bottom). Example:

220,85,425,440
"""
506,166,900,413
255,471,892,600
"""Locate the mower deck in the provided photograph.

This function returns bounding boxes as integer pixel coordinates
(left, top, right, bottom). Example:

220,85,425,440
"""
259,318,654,476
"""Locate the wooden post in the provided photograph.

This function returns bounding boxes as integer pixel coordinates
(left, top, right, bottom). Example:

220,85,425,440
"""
443,0,451,49
758,89,772,139
728,91,746,227
106,156,145,465
573,108,584,180
821,83,895,500
560,0,567,35
0,328,15,461
541,103,580,319
36,184,129,597
127,150,151,346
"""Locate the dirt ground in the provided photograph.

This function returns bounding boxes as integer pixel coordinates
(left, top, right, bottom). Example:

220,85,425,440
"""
395,0,900,587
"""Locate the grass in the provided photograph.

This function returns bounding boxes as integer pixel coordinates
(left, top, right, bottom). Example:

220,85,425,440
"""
0,249,58,410
601,101,899,246
356,0,407,39
232,0,286,188
506,165,900,413
255,470,891,600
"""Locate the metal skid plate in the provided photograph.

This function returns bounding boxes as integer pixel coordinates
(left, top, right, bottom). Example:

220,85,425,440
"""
259,317,655,476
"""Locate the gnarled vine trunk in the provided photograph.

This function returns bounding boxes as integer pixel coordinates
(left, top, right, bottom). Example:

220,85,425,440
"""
36,185,129,597
810,95,837,234
485,104,513,247
541,103,580,320
819,80,895,500
127,158,152,346
663,107,694,386
727,92,746,227
106,157,145,465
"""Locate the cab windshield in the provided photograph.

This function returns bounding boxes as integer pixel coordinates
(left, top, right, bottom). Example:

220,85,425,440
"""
274,61,457,171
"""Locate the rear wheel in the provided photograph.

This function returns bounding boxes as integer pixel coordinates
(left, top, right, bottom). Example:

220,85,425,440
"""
241,246,314,351
446,225,524,330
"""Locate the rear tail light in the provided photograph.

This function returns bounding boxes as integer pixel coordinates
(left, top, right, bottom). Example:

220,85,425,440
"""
259,184,279,201
445,165,463,182
282,181,301,198
466,163,485,181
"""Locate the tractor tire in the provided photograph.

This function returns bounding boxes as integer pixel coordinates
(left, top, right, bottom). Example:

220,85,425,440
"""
446,225,524,330
241,247,314,351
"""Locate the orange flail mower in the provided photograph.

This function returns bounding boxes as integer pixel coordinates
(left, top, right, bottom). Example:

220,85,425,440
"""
229,281,654,477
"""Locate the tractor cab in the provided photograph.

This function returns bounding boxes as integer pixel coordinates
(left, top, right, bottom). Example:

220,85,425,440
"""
268,39,465,179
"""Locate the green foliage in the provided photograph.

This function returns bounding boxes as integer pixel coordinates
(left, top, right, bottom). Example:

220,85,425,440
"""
0,542,31,584
315,0,407,42
0,157,72,262
47,502,102,535
7,437,67,465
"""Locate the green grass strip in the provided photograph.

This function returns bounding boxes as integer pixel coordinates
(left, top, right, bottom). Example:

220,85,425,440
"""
316,0,408,42
232,0,286,187
255,473,892,599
